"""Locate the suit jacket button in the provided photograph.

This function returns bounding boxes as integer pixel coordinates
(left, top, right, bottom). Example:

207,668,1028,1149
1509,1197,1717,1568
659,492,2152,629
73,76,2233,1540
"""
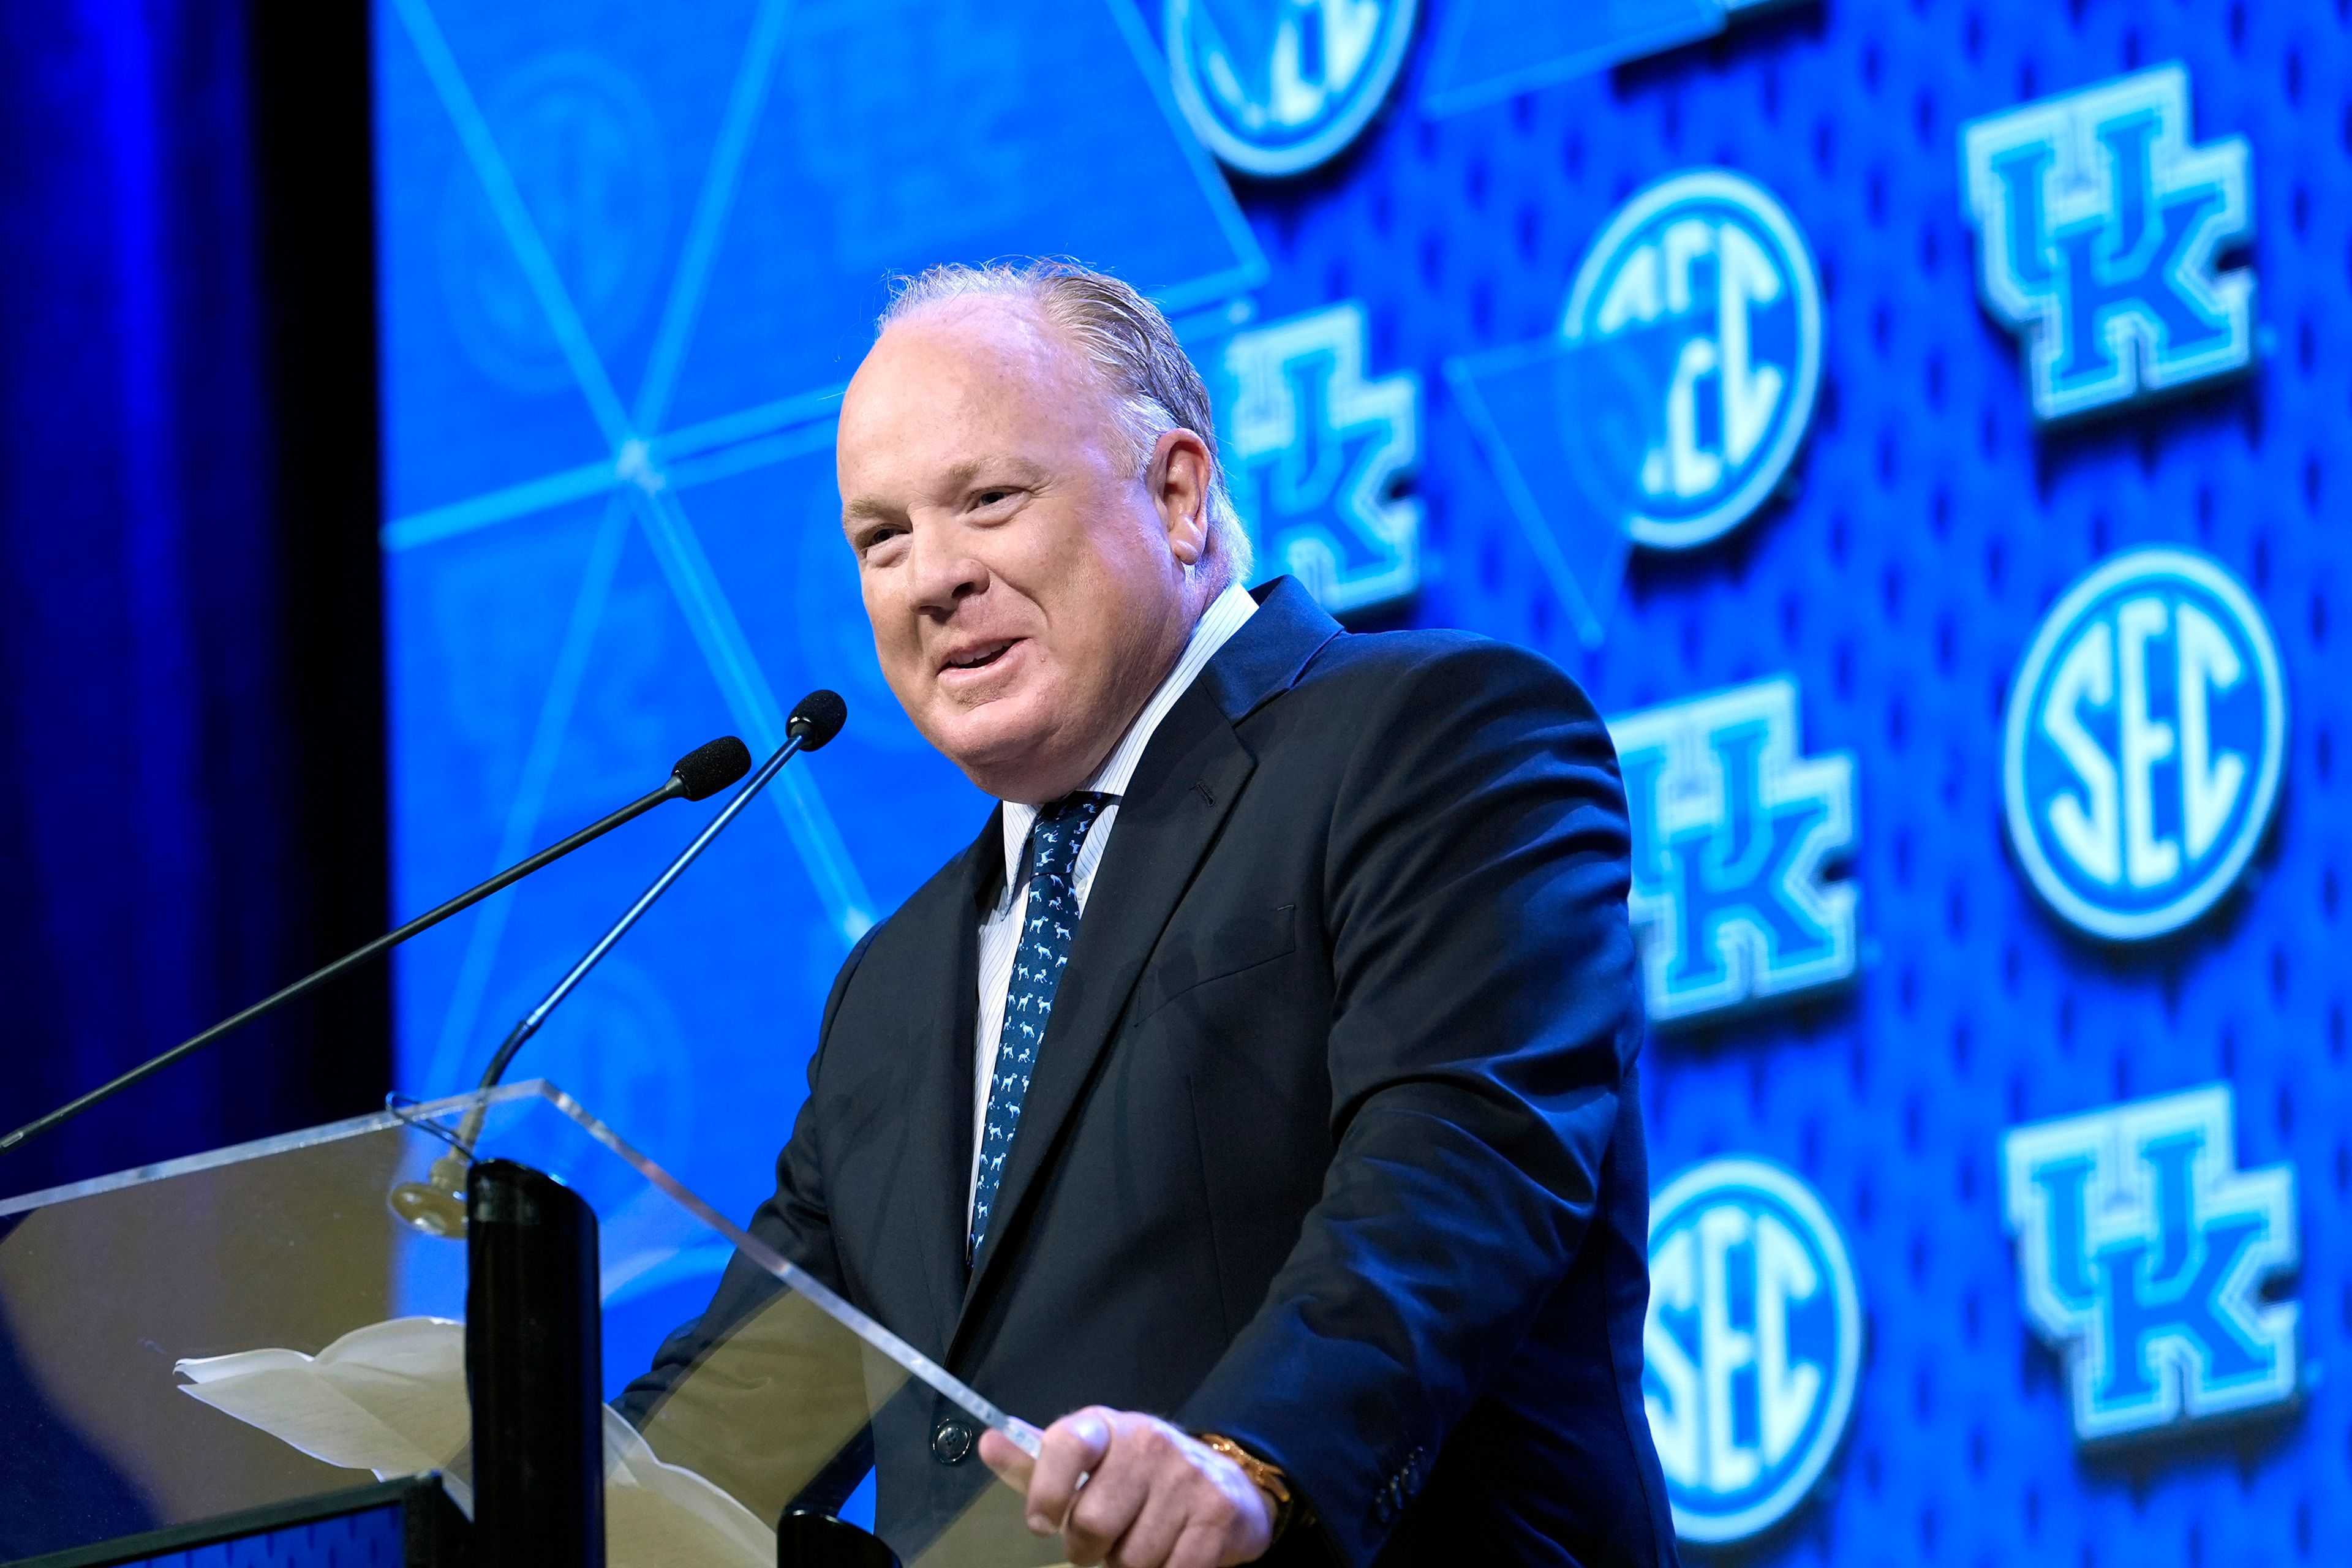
932,1417,976,1465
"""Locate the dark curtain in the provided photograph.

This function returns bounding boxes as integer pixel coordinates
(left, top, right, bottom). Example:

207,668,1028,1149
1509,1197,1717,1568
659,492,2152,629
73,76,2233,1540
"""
0,0,387,1201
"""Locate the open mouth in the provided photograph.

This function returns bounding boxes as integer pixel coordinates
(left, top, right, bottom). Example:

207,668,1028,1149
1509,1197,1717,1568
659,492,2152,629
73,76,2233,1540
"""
943,639,1017,673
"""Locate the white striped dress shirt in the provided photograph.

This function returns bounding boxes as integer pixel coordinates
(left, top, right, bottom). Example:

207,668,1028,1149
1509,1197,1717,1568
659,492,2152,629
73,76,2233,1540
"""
967,582,1259,1215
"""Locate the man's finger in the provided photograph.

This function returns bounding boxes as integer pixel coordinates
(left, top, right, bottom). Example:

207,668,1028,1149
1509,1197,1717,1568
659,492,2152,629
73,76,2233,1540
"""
977,1427,1034,1493
1062,1416,1162,1563
1165,1515,1229,1568
1026,1407,1114,1537
1099,1469,1188,1568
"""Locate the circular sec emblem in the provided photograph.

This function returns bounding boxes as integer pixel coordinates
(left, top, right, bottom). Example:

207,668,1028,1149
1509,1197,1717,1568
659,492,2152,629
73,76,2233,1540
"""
2003,546,2286,941
1558,170,1822,551
1166,0,1419,178
1645,1158,1861,1545
436,53,671,394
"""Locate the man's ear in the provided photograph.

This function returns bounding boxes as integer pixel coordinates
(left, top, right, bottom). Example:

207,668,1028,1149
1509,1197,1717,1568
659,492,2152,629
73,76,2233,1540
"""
1148,429,1214,567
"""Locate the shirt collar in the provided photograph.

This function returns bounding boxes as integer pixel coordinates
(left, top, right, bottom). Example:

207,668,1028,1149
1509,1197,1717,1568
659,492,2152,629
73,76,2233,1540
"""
998,581,1259,878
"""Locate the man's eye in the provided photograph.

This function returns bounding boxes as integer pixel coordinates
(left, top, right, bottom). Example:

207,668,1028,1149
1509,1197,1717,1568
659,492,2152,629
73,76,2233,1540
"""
974,488,1016,508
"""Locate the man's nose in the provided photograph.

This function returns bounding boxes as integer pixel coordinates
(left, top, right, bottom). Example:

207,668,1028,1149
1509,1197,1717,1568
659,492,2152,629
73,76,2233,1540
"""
908,525,988,613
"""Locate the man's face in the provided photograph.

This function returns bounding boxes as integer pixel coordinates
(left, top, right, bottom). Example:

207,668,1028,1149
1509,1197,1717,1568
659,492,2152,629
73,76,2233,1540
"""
836,299,1207,804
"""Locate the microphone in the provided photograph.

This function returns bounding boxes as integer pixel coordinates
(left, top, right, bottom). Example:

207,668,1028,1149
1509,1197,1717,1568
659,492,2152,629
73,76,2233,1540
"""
0,737,753,1160
788,687,848,752
390,692,846,1235
672,735,755,799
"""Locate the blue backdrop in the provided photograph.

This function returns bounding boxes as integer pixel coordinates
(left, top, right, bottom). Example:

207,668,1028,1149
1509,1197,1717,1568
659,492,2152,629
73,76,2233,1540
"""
375,1,2346,1561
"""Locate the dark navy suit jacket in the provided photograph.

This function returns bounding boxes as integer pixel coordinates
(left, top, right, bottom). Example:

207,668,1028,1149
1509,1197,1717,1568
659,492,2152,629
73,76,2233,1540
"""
624,579,1676,1567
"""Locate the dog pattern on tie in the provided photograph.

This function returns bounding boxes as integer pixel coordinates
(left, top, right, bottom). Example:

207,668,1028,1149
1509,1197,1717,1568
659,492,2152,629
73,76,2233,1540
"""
970,791,1110,1259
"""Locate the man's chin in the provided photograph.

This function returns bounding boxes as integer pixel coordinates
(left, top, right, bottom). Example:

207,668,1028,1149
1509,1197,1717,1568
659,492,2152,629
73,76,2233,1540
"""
930,707,1083,802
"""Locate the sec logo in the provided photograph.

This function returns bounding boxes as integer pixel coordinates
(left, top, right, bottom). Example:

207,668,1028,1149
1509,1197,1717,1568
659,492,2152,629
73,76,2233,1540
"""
435,53,671,394
1166,0,1420,178
1645,1158,1861,1544
1559,170,1822,551
2003,547,2286,941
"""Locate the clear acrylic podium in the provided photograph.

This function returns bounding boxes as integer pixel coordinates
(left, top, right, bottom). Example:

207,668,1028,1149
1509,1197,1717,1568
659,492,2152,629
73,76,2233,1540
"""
0,1082,1052,1566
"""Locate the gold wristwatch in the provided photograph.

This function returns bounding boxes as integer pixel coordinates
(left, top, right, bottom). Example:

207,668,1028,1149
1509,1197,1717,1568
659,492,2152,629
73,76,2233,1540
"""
1196,1432,1295,1542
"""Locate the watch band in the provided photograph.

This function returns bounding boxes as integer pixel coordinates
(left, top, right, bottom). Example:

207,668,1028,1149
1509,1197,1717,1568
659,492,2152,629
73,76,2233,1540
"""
1196,1431,1295,1542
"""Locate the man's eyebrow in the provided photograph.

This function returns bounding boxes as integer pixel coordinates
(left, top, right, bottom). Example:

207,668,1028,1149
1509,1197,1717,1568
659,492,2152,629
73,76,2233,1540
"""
841,458,1053,527
968,458,1049,489
921,458,1048,497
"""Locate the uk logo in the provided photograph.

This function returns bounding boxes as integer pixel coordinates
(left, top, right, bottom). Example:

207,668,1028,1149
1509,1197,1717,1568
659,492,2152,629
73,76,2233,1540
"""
1609,679,1856,1025
2003,1084,2300,1443
1210,301,1420,612
1961,64,2254,423
1645,1158,1863,1544
1449,170,1822,644
2003,547,2285,941
1166,0,1420,178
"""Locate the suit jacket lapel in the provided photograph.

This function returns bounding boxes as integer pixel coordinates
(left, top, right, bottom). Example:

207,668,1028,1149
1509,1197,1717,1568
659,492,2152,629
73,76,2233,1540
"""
1195,576,1343,729
954,579,1341,1330
894,807,1000,1354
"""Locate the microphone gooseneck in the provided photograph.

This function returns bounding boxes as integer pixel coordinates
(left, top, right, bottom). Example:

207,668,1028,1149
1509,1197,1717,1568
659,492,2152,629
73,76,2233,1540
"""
394,693,847,1234
0,737,749,1163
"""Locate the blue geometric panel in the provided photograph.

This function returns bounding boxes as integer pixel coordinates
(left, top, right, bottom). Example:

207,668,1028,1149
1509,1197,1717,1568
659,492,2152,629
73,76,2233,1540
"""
1421,0,1724,118
1442,334,1630,644
1418,0,1796,118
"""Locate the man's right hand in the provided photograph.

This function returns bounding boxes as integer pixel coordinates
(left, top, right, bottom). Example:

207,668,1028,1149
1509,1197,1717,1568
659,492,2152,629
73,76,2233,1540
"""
979,1407,1274,1568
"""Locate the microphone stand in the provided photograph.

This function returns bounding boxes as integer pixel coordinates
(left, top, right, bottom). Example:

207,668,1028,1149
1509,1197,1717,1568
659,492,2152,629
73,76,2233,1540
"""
0,739,751,1159
392,692,845,1235
420,701,855,1562
477,731,808,1099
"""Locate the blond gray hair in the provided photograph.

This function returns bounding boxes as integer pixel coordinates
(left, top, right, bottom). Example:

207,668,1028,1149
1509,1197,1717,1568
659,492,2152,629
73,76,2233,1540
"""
881,260,1253,590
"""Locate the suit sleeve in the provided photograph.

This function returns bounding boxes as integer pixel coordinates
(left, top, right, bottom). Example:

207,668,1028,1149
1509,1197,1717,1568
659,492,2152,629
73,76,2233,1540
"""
615,925,878,1428
1175,639,1642,1566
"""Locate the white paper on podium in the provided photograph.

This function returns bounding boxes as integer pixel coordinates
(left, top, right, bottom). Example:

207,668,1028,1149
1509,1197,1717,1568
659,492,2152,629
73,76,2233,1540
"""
176,1316,772,1568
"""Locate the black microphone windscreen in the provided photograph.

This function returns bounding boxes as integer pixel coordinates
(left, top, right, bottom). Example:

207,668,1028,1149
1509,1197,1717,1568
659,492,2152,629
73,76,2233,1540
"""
788,689,848,751
671,736,753,801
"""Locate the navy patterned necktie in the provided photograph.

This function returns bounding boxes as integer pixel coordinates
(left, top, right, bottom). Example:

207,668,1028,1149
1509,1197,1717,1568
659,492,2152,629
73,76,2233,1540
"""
970,790,1111,1261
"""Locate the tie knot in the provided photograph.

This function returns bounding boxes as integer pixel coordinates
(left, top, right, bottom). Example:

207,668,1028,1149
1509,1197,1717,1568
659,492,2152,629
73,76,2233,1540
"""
1030,791,1110,878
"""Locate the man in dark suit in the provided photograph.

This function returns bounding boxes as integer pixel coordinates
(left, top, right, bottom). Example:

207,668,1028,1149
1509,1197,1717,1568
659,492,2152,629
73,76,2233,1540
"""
624,260,1673,1568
